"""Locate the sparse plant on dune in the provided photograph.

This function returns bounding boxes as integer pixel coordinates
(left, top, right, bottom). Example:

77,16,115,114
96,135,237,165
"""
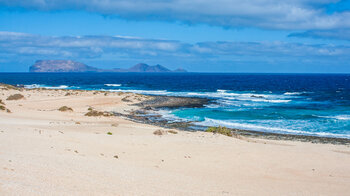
58,106,73,112
206,126,233,137
153,129,166,136
6,94,24,101
85,108,113,117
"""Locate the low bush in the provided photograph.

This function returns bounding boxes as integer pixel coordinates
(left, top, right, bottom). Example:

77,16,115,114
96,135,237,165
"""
85,109,113,117
58,106,73,112
6,94,24,101
153,129,166,136
168,130,178,134
206,126,233,137
0,105,11,113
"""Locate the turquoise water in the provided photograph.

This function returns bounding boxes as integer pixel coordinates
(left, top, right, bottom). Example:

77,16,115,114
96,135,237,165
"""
0,73,349,138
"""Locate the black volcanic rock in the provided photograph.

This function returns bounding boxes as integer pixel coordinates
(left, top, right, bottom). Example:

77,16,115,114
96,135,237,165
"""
29,60,99,72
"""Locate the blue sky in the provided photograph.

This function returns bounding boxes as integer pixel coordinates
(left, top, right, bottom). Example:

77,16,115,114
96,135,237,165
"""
0,0,350,72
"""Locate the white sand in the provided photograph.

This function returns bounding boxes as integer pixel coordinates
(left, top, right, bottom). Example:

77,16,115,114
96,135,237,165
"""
0,87,349,195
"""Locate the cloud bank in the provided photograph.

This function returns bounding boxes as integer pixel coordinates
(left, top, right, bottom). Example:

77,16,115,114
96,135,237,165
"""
1,31,350,72
0,0,349,31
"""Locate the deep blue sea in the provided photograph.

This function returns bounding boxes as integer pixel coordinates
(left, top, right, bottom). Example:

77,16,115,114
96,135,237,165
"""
1,73,350,138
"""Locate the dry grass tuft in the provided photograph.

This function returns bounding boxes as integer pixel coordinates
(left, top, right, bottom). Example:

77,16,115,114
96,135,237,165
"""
58,106,73,112
85,108,113,117
6,94,24,101
111,123,119,127
121,96,132,102
153,129,167,136
168,130,178,134
0,105,11,113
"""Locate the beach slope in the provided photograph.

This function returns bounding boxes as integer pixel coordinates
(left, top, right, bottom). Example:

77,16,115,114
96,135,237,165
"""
0,86,349,195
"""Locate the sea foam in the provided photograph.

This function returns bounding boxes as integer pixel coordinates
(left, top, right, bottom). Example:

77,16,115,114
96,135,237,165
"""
196,118,350,138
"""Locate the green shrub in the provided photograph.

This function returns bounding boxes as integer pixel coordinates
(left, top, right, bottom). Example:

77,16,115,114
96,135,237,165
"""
206,126,233,137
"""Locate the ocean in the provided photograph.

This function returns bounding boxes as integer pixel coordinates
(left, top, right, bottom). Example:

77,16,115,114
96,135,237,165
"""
1,72,349,138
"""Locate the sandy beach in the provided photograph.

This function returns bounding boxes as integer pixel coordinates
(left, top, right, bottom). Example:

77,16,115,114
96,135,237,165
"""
1,85,350,195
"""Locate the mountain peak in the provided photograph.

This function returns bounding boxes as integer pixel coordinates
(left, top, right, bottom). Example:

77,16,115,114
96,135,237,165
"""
127,63,171,72
29,60,99,72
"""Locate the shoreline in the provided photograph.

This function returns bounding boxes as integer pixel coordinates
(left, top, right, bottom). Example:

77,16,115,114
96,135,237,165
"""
1,83,350,195
3,83,350,145
118,93,350,145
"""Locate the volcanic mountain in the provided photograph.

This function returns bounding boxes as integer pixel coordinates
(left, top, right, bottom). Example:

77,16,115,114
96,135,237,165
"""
29,60,187,73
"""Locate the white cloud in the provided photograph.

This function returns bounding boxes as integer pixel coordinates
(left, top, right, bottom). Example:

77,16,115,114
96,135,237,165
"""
1,31,350,63
0,0,349,30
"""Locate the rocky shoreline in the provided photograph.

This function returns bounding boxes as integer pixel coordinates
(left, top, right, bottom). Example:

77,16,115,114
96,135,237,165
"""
134,95,211,109
118,95,350,145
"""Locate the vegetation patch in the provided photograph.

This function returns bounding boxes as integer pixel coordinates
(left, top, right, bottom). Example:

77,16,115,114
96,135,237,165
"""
0,105,11,113
121,96,132,102
206,126,235,137
168,130,178,134
0,99,4,105
6,94,24,101
107,132,113,135
153,129,166,136
111,123,119,127
0,83,18,90
85,108,113,117
58,106,73,112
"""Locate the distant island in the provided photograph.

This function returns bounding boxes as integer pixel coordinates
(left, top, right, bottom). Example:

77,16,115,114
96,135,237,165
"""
29,60,187,73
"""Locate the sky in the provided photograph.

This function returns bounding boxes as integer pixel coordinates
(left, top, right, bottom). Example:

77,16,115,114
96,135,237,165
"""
0,0,350,73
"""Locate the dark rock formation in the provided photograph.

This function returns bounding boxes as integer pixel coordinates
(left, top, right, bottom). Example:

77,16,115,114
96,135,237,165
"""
135,95,211,109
